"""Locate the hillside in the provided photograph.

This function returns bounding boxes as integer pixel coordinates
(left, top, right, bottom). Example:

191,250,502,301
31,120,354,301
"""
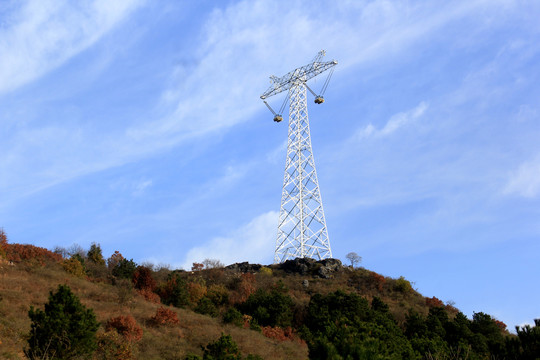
0,231,538,359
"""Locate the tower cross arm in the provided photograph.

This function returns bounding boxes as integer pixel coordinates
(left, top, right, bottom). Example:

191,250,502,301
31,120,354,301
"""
260,55,338,100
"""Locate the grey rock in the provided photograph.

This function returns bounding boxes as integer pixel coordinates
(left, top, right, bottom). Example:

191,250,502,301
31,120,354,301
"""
225,262,262,273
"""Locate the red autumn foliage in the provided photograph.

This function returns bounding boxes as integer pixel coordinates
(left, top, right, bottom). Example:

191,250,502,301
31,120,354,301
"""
191,262,204,271
261,326,305,345
149,307,180,326
106,315,143,342
369,272,386,292
107,251,124,271
230,273,256,304
137,288,161,304
426,296,445,308
0,228,7,247
494,319,507,332
0,231,61,265
132,266,156,292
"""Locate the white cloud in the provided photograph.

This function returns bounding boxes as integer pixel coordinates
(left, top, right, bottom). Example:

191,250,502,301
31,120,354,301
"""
132,179,152,196
0,0,517,203
503,159,540,198
180,211,278,269
0,0,142,94
354,101,428,139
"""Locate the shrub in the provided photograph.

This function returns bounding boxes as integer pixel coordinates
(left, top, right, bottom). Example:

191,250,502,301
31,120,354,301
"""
207,284,229,306
137,288,161,303
62,257,86,277
187,281,207,304
426,296,445,308
369,272,386,291
258,267,273,276
222,308,243,327
106,315,143,343
195,297,219,317
132,266,156,292
394,276,412,293
115,279,134,306
25,284,99,360
229,273,256,304
96,330,133,360
239,288,293,327
261,326,304,344
202,333,241,360
156,273,189,308
149,307,180,326
2,241,62,265
191,262,204,271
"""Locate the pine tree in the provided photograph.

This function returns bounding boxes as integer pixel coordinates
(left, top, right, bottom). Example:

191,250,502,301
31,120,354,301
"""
25,284,99,360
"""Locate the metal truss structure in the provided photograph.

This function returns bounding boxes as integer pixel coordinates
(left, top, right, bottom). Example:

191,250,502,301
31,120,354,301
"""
260,51,337,263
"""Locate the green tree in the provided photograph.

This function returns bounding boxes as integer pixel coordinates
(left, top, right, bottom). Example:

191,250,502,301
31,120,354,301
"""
25,284,99,360
516,319,540,360
239,288,293,327
86,242,105,265
157,272,189,308
202,333,242,360
112,258,137,279
470,312,505,356
222,308,243,327
305,291,415,359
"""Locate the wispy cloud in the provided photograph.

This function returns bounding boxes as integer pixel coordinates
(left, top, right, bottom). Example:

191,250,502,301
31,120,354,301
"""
0,0,143,94
180,211,277,269
353,101,428,139
0,0,523,207
503,158,540,198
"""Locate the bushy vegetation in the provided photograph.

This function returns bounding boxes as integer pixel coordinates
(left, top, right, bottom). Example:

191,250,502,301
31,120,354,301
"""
0,229,538,359
185,333,263,360
25,284,99,360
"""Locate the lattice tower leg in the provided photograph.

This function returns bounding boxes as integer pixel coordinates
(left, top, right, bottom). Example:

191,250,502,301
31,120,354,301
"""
274,81,332,263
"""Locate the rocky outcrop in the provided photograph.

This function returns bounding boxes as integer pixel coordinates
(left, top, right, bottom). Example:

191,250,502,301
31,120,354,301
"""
225,262,262,273
278,257,343,279
225,258,343,278
316,258,343,279
279,257,317,275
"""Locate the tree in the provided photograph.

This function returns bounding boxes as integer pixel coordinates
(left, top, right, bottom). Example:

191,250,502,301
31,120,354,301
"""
25,284,99,360
345,252,361,268
157,273,189,308
0,228,7,259
516,319,540,359
132,265,157,291
239,288,293,328
202,333,242,360
112,258,138,279
87,242,105,265
202,258,224,269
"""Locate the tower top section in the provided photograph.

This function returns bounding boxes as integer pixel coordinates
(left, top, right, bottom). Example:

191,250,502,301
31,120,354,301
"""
260,50,337,100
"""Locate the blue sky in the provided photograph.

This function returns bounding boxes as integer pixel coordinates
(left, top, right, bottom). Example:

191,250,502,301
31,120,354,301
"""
1,0,539,330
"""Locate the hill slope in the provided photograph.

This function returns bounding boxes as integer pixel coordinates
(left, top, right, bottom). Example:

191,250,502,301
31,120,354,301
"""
0,233,537,359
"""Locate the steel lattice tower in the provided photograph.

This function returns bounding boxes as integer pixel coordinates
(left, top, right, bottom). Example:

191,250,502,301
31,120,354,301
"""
260,51,337,263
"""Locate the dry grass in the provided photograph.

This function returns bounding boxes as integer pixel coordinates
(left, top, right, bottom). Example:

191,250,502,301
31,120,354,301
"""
0,262,307,360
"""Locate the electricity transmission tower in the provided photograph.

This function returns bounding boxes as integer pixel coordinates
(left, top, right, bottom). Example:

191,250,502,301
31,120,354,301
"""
261,50,337,263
